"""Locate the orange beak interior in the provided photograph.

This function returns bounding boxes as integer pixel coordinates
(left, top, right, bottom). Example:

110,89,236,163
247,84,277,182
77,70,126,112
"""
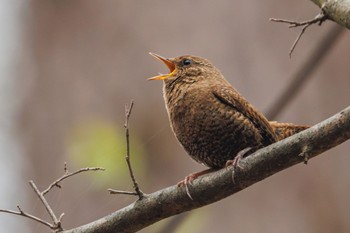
148,52,176,80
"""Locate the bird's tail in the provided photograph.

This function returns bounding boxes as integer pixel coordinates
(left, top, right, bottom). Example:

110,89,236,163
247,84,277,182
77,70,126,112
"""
269,121,309,141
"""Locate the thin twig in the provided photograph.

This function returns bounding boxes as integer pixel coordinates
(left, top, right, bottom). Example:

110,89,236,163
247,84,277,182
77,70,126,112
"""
270,10,328,57
42,166,105,195
29,181,61,227
0,206,53,229
0,164,105,232
107,189,139,196
58,213,65,223
109,100,144,199
288,24,311,57
270,14,325,28
124,100,144,199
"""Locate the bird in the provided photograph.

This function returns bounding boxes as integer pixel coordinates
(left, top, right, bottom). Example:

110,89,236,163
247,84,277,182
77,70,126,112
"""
149,53,309,187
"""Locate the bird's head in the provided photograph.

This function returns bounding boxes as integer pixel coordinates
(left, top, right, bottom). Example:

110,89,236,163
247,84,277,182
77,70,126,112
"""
148,53,220,84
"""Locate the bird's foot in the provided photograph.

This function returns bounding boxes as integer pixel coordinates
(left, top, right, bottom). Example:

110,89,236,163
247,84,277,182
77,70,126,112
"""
226,147,252,183
177,168,215,200
177,174,196,200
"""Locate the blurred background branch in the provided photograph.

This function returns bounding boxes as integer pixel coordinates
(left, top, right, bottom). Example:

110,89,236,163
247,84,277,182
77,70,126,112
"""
265,25,344,119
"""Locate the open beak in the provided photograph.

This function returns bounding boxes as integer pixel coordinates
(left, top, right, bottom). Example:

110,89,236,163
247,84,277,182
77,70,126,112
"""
148,52,176,80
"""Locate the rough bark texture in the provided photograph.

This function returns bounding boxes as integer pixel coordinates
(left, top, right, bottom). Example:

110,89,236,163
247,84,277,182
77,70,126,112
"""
63,106,350,233
311,0,350,28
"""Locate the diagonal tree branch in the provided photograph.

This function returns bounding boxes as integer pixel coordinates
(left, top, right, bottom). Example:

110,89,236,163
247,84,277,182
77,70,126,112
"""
62,106,350,233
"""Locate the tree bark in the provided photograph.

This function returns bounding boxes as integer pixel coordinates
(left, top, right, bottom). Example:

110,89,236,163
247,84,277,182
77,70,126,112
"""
311,0,350,29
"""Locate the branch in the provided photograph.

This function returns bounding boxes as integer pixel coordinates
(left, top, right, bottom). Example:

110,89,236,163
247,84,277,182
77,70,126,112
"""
63,106,350,233
0,206,53,229
270,11,327,57
29,180,61,228
123,101,143,199
270,0,349,57
108,100,144,199
0,165,105,231
43,165,105,195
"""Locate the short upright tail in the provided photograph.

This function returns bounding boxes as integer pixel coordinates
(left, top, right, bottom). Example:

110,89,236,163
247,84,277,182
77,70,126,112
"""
269,121,309,141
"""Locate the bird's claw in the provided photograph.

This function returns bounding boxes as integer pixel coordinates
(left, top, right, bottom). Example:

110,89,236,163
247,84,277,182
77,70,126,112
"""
177,174,196,200
177,169,215,200
177,175,194,188
226,147,252,183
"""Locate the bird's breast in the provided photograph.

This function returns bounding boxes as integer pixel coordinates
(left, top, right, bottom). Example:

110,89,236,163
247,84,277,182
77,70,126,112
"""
163,84,265,168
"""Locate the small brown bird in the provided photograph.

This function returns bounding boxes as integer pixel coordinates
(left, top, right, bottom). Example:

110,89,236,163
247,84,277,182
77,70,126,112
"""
149,53,308,185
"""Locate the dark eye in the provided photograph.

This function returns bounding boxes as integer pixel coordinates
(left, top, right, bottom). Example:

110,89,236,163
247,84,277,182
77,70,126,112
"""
182,59,192,66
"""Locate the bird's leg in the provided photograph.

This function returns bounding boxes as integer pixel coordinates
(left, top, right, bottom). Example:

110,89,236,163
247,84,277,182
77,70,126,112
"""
177,168,216,187
225,147,252,168
177,168,217,199
226,147,252,183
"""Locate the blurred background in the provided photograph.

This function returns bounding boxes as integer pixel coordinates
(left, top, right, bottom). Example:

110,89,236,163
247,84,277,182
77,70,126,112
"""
1,1,349,232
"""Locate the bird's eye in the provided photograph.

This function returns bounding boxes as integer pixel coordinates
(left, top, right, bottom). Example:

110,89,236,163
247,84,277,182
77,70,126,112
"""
182,59,192,66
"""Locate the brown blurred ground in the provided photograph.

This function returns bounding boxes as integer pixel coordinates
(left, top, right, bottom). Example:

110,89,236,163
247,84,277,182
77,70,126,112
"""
14,1,350,232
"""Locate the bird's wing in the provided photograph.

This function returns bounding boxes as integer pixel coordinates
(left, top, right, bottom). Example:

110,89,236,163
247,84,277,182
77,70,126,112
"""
212,85,277,144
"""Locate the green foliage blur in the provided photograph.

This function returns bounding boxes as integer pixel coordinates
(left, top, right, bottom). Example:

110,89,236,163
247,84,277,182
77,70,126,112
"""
67,119,146,189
